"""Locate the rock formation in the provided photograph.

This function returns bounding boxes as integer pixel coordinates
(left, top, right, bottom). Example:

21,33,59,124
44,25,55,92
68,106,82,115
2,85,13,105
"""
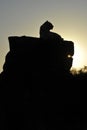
3,36,74,73
0,36,83,130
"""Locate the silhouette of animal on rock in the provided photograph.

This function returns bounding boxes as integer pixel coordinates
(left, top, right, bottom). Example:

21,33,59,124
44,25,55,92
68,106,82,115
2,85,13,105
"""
39,20,63,41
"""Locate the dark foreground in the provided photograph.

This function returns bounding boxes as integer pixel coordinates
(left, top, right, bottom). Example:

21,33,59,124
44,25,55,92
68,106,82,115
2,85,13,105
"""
0,36,87,129
0,71,87,130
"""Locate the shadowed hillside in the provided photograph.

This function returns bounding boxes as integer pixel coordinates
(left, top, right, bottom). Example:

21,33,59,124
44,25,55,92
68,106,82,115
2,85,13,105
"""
0,34,87,129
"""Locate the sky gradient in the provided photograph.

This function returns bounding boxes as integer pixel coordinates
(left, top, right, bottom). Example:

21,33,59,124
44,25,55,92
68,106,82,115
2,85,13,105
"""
0,0,87,72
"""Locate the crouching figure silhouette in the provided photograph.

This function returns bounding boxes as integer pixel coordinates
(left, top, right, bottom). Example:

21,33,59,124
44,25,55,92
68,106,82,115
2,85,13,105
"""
39,20,63,41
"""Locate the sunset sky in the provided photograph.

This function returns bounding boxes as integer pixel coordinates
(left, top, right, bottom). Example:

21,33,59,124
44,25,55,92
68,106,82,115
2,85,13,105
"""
0,0,87,72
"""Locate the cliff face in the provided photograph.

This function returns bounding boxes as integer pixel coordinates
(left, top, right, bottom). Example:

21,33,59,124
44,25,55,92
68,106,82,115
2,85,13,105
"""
1,36,83,130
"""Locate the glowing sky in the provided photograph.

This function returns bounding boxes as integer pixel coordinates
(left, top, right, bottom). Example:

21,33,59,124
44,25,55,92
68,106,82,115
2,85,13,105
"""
0,0,87,72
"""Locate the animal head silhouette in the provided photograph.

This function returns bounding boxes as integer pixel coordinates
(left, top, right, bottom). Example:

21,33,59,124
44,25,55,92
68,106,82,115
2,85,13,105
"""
40,20,54,31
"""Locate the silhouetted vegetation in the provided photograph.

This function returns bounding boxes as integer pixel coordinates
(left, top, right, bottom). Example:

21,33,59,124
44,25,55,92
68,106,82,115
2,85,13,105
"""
71,66,87,75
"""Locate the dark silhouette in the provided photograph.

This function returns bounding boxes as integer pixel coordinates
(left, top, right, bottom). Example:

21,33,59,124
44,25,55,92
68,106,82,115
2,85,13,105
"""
0,22,87,129
3,36,74,74
39,20,63,41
